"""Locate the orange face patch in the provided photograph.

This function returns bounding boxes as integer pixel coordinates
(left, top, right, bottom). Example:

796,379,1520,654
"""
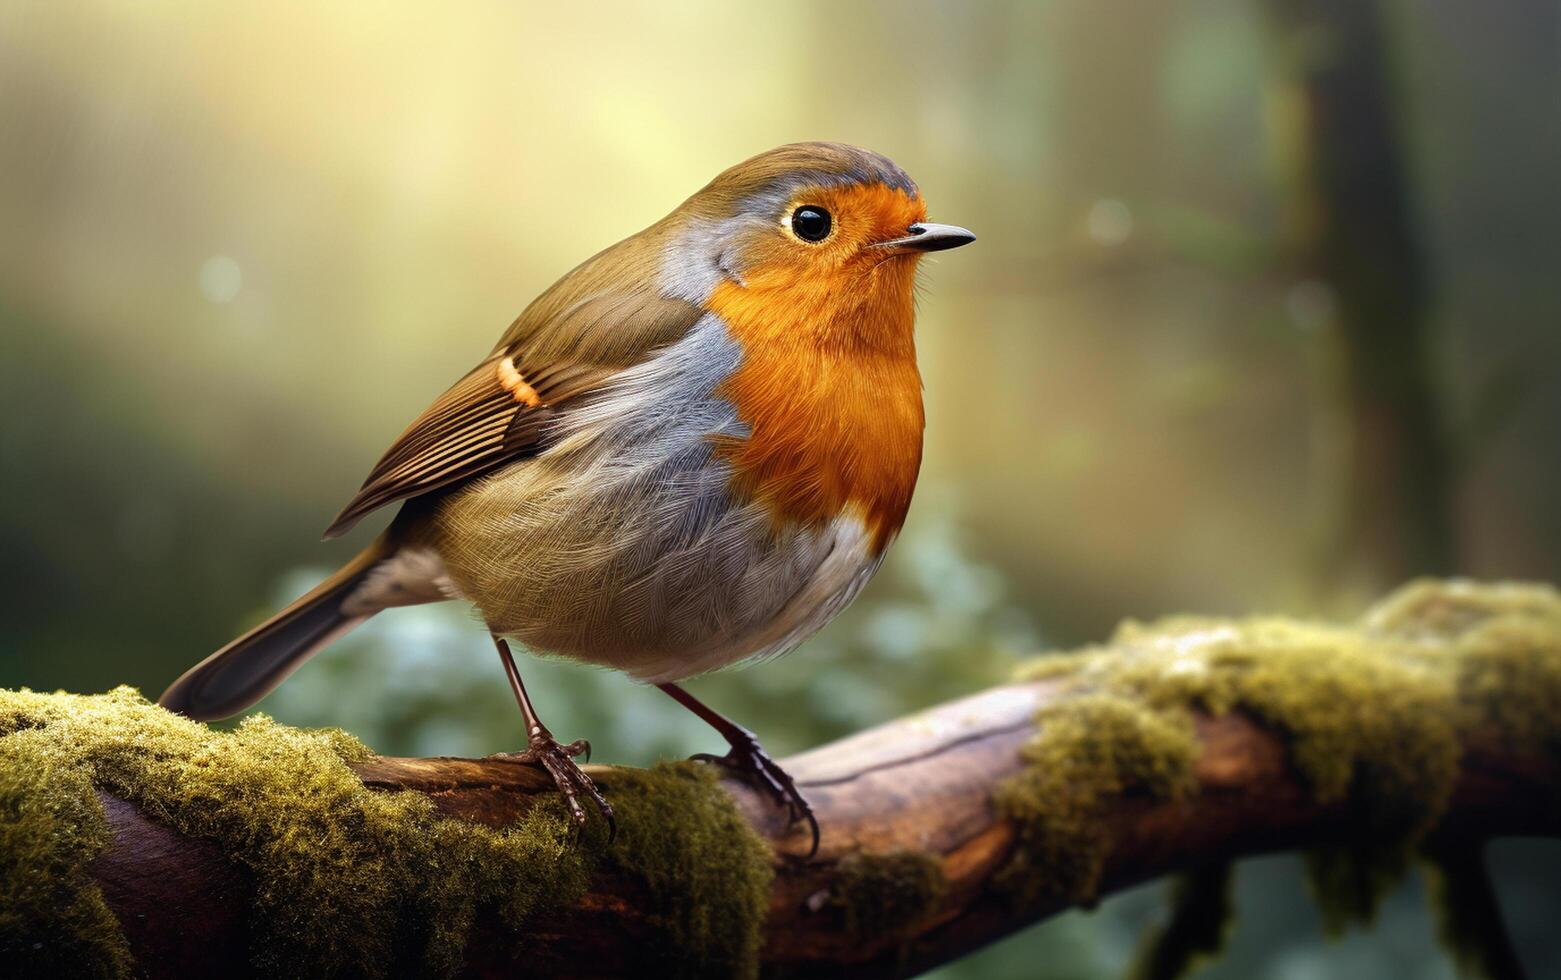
735,182,928,307
708,183,929,552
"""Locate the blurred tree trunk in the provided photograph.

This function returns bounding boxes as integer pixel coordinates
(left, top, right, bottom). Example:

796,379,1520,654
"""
1263,0,1456,599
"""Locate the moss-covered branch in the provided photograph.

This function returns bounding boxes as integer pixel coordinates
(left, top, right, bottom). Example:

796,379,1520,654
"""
4,580,1559,978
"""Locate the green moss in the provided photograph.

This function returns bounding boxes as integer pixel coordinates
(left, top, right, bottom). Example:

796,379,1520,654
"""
1005,579,1561,976
1302,843,1414,933
1423,845,1528,980
1362,577,1561,641
0,688,774,979
831,850,950,943
1366,578,1561,764
1003,611,1463,906
0,729,132,979
1099,616,1460,823
598,763,775,979
1452,616,1561,751
1127,863,1233,980
994,694,1199,904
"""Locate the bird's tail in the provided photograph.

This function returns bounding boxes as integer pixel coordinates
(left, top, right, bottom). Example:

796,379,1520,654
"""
159,538,391,721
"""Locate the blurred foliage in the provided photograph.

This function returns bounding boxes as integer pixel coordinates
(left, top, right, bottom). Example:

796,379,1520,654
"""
0,1,1557,977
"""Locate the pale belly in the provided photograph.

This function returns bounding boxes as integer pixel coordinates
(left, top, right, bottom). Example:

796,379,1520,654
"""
431,447,881,683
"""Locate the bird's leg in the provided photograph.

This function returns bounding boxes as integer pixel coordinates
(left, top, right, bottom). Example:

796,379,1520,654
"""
489,636,614,838
657,682,820,857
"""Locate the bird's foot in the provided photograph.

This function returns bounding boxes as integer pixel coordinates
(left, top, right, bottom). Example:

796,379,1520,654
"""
491,728,615,841
693,731,819,858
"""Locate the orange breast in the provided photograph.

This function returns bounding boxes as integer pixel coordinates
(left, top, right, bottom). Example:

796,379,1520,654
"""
707,258,924,554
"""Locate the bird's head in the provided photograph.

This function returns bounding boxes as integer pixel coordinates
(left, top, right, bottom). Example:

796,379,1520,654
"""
657,142,974,355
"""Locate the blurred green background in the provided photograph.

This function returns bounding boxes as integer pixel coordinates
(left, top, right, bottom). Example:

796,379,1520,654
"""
1,1,1557,976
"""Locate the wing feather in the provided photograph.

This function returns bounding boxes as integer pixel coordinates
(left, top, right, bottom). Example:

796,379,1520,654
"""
322,277,702,539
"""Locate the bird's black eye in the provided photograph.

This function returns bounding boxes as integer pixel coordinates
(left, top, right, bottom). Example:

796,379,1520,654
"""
790,206,832,243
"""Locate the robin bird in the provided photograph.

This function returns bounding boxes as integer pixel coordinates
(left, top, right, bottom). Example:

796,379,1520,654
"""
159,142,974,853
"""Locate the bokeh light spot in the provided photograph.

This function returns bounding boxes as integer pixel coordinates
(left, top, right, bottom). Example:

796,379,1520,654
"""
1086,198,1134,246
199,255,242,304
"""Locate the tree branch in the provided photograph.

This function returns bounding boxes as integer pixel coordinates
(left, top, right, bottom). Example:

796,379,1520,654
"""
82,581,1561,978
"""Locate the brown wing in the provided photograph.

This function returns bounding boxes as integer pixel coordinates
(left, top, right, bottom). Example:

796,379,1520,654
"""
323,274,702,539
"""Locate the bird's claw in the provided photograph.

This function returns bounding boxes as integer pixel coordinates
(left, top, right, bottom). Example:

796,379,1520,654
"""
692,736,819,858
493,731,615,843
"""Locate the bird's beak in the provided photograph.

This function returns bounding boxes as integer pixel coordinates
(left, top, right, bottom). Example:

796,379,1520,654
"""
875,222,977,253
